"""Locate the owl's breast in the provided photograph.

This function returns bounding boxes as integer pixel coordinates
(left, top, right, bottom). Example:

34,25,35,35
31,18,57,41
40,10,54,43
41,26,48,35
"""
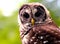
21,28,60,44
20,23,60,44
29,31,60,44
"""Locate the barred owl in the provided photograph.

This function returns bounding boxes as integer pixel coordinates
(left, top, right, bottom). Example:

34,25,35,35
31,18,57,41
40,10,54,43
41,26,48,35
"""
18,3,60,44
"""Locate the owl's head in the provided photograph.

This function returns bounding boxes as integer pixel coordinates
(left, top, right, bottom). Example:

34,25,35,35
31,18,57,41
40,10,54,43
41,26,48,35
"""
18,3,51,27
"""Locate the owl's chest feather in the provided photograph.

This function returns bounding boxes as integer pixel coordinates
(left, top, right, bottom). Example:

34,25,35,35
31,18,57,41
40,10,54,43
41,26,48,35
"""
22,31,60,44
20,24,60,44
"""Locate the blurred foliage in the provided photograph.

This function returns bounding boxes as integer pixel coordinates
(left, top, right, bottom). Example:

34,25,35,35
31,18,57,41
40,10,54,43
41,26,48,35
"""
0,0,60,44
0,10,21,44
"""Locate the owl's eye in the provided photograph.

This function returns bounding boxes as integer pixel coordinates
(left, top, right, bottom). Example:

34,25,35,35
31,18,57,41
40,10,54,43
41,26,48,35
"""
23,12,30,19
35,11,42,17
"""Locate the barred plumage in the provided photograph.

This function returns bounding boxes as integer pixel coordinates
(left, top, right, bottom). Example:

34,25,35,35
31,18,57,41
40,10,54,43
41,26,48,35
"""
18,3,60,44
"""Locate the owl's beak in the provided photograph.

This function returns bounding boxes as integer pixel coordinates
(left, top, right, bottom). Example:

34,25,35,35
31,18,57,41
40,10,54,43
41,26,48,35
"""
31,18,35,25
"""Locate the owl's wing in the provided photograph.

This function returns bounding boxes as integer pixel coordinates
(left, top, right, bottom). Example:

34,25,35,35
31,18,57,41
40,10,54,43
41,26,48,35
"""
40,22,60,39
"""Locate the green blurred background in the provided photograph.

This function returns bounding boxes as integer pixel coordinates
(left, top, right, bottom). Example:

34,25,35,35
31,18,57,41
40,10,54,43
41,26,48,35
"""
0,0,60,44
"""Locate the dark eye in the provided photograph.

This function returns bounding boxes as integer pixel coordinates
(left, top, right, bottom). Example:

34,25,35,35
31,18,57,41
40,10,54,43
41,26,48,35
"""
23,12,30,19
35,11,42,17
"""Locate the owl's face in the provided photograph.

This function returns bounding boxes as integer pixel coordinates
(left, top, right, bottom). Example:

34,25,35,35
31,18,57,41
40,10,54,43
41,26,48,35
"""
19,3,50,27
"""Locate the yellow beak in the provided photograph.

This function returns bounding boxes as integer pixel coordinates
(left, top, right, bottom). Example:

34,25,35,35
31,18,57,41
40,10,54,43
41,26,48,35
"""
31,18,35,25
